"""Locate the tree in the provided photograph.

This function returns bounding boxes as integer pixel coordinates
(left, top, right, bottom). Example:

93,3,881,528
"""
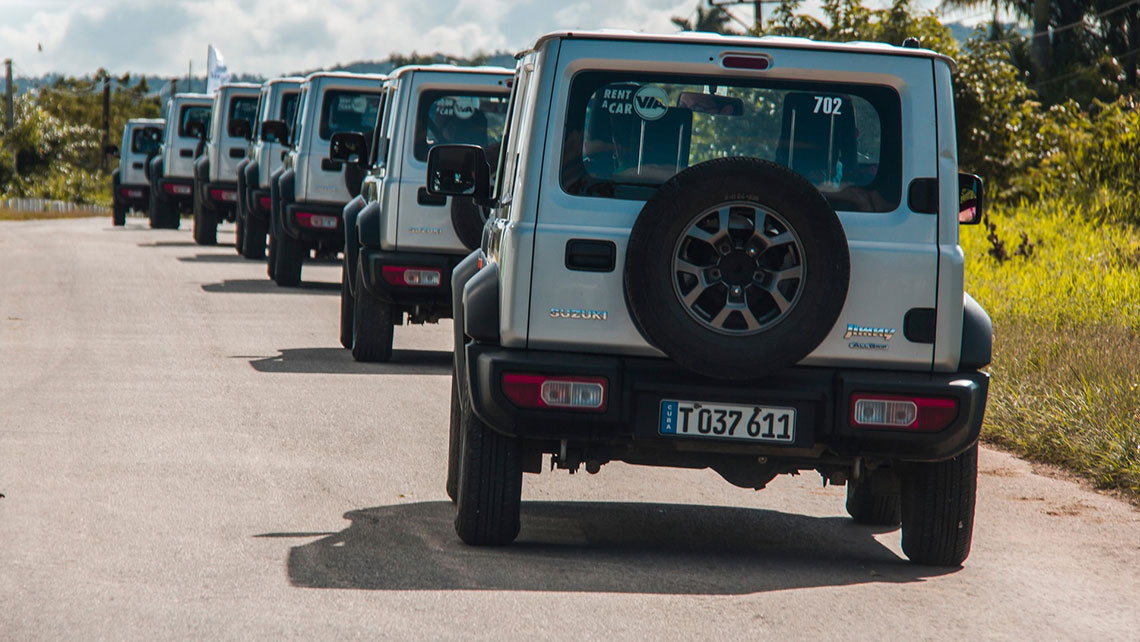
671,3,741,34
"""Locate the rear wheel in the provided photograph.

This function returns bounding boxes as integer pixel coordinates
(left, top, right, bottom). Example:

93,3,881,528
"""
351,266,394,362
900,444,978,567
192,186,217,246
273,232,304,287
846,468,902,526
446,373,462,502
234,209,245,255
112,202,127,226
454,381,522,546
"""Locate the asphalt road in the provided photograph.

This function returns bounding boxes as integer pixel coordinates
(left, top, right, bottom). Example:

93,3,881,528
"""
2,216,1139,641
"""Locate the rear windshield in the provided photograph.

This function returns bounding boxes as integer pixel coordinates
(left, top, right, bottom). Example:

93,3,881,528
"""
318,90,382,141
131,126,162,154
560,72,902,212
413,90,509,162
229,95,258,133
280,92,300,135
178,104,211,138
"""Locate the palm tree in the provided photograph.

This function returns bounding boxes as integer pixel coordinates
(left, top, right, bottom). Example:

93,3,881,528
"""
671,3,741,34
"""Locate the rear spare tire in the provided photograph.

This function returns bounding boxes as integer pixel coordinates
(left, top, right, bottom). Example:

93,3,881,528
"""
624,157,849,379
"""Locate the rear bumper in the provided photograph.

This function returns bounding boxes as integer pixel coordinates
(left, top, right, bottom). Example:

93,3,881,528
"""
464,344,988,464
115,184,150,210
282,201,344,246
359,247,463,312
203,181,238,210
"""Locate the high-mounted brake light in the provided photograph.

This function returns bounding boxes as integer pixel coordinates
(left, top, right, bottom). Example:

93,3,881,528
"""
850,394,958,432
381,266,441,287
502,373,607,412
721,54,771,70
295,212,338,230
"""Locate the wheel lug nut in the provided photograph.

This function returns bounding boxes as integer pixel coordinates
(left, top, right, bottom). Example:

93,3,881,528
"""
732,286,742,296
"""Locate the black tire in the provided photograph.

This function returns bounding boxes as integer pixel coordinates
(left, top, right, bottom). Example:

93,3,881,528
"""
242,215,267,259
624,157,849,380
900,444,978,567
339,262,355,349
846,468,902,526
192,186,217,246
454,380,522,546
351,266,394,362
267,179,280,279
446,373,462,503
112,202,127,226
235,210,245,254
150,188,177,230
451,196,487,251
273,231,304,287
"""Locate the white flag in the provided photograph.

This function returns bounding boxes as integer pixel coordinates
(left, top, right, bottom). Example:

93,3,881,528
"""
206,45,233,95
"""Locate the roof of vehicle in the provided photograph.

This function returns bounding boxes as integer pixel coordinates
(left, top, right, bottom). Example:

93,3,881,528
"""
521,29,957,73
171,93,212,103
126,118,164,126
216,82,261,93
263,77,303,88
387,64,514,81
302,71,387,84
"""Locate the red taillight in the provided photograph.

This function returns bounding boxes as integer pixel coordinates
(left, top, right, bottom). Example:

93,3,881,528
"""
381,266,441,287
295,212,338,230
850,394,958,432
258,196,272,210
721,54,771,70
209,188,237,202
502,373,607,412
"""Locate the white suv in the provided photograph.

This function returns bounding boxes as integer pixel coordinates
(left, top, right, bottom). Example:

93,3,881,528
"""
234,77,302,258
147,93,212,229
335,65,512,361
266,72,385,286
430,31,991,567
110,118,164,226
192,82,261,245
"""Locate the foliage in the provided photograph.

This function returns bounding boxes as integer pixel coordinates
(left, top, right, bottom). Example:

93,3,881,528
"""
671,4,740,34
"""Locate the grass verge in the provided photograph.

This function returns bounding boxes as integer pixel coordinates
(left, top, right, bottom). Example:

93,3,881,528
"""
963,198,1140,502
0,207,109,221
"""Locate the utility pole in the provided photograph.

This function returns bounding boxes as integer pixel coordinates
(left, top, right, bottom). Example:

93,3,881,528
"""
101,71,110,173
1033,0,1050,90
187,60,192,93
711,0,772,35
4,58,13,134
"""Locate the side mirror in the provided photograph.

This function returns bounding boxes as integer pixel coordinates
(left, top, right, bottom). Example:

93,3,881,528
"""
958,173,984,225
329,131,369,166
186,120,206,140
426,144,491,201
103,144,119,158
228,119,252,140
260,119,288,145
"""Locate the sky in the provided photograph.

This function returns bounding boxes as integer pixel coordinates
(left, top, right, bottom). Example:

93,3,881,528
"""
0,0,990,78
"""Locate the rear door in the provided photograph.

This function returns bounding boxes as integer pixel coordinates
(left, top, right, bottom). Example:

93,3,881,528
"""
123,124,162,185
525,39,940,371
167,100,211,179
216,89,259,181
301,79,383,204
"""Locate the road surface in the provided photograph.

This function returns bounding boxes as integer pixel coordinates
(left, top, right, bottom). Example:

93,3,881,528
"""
2,216,1138,640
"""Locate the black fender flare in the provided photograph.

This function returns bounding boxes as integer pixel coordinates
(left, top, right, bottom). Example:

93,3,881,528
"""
342,195,367,292
242,159,260,213
193,155,210,205
356,200,382,249
451,250,484,389
960,292,992,370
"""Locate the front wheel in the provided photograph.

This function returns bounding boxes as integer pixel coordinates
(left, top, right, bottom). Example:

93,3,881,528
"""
339,262,355,349
454,381,523,546
900,444,978,567
446,373,462,502
350,266,394,362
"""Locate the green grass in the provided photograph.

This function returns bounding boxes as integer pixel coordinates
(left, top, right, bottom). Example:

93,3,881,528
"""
963,198,1140,501
0,207,108,221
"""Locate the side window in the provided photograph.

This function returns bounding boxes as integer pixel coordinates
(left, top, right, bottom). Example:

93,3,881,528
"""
252,93,266,139
495,68,529,207
280,92,300,132
368,91,389,168
290,88,308,149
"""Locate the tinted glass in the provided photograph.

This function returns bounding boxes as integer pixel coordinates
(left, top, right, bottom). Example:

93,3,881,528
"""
229,95,258,133
131,126,162,154
178,105,211,138
280,92,300,136
318,90,382,141
560,72,901,212
413,90,509,162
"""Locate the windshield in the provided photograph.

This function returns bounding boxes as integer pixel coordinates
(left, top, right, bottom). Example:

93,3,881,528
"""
178,104,211,138
319,90,382,141
560,72,901,212
413,90,509,163
131,126,162,154
229,95,258,134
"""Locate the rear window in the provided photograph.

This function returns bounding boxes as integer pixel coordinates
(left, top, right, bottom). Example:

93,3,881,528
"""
178,104,211,138
131,126,162,154
229,95,258,133
560,72,902,212
318,90,382,141
413,91,509,162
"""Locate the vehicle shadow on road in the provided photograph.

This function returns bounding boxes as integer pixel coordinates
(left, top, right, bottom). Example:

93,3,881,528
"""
178,253,252,264
201,279,340,295
137,240,198,247
245,347,451,375
272,500,952,594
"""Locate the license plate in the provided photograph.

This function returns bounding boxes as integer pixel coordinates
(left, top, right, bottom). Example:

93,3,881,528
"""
659,399,795,443
219,191,237,202
123,189,143,198
171,185,191,195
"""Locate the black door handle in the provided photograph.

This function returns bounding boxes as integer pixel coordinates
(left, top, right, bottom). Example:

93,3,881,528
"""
417,187,446,206
321,158,343,171
179,149,193,158
132,162,144,169
229,148,246,159
565,239,616,272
